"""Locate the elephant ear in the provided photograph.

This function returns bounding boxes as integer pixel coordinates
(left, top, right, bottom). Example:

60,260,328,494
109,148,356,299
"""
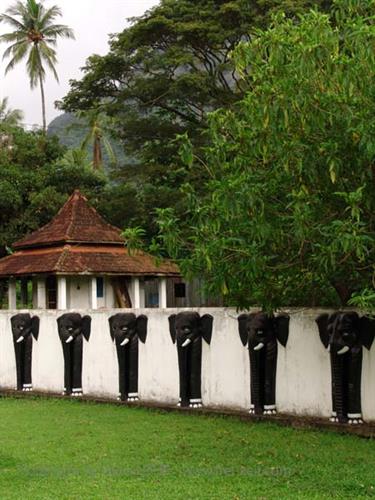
200,314,213,344
237,313,250,347
274,314,290,347
56,314,66,337
108,314,118,342
31,316,40,340
136,315,148,344
315,313,330,348
359,316,375,350
10,314,19,333
168,314,176,344
82,315,91,341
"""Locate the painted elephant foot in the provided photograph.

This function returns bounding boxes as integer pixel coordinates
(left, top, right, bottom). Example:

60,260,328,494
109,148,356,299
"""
127,394,139,402
177,399,187,407
71,388,83,397
189,398,202,408
329,417,339,423
348,414,363,425
22,384,33,392
263,405,277,415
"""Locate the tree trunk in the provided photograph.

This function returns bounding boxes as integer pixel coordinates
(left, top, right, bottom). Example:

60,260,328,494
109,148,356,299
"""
39,73,46,133
93,135,102,170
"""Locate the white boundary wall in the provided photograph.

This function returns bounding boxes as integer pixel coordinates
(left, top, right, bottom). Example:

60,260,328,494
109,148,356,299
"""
1,308,375,421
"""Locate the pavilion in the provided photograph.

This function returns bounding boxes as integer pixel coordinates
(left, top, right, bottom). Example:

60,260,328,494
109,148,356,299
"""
0,190,180,310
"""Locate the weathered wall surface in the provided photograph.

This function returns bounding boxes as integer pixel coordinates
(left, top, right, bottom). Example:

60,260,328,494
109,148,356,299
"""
1,308,375,421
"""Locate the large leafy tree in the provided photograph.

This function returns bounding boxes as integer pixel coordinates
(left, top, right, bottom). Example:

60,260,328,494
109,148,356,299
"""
0,0,74,132
134,0,375,311
60,0,331,237
0,126,106,250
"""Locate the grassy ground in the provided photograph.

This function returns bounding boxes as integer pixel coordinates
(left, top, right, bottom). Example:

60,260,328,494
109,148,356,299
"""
0,398,374,499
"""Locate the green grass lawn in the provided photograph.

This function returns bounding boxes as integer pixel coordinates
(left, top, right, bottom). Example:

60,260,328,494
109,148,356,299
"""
0,398,374,499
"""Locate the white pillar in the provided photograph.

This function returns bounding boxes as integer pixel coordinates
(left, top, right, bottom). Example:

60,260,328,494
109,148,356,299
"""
133,277,140,308
57,276,67,310
8,278,16,310
90,276,98,310
158,277,167,308
34,277,46,309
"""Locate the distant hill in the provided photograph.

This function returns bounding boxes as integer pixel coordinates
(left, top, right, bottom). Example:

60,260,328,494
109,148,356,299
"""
47,112,126,167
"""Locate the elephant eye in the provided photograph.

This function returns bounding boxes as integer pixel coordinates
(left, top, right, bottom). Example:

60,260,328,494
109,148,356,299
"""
183,328,190,333
342,332,350,338
68,327,73,332
257,330,264,335
19,326,24,331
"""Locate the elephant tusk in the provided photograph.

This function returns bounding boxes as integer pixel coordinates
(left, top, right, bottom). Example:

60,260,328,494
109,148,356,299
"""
327,344,331,352
16,336,24,343
337,346,350,355
182,338,192,347
120,338,130,346
65,335,74,344
253,342,264,351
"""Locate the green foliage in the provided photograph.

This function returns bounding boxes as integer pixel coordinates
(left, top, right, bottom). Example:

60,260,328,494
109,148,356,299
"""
0,127,106,248
148,1,375,311
59,0,332,239
0,97,23,126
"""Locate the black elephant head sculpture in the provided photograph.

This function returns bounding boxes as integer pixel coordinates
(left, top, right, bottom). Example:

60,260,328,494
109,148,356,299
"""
316,311,375,424
169,312,213,408
11,313,40,391
109,313,148,402
237,312,289,415
57,313,91,397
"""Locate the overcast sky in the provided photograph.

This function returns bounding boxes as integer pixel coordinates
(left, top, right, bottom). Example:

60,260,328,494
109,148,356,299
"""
0,0,159,127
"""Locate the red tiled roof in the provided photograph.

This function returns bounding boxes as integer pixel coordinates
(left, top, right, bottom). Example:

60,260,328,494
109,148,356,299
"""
0,245,179,277
14,190,124,249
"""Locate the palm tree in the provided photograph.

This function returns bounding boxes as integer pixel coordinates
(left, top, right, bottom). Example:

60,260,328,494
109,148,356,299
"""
0,0,74,132
79,110,117,170
0,97,24,126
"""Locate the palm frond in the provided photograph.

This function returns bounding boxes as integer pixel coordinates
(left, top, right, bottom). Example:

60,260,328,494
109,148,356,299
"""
0,13,27,31
27,44,43,87
40,5,62,25
2,39,29,62
42,25,75,39
0,31,28,43
102,135,117,165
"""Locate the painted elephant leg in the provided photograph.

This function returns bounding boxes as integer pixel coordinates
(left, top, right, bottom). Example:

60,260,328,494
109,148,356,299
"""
330,352,347,423
61,342,72,395
22,335,33,391
249,349,265,415
13,341,24,391
189,337,202,407
177,345,190,407
329,350,337,421
347,350,363,424
115,343,127,401
264,340,278,414
72,336,83,395
127,337,139,401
